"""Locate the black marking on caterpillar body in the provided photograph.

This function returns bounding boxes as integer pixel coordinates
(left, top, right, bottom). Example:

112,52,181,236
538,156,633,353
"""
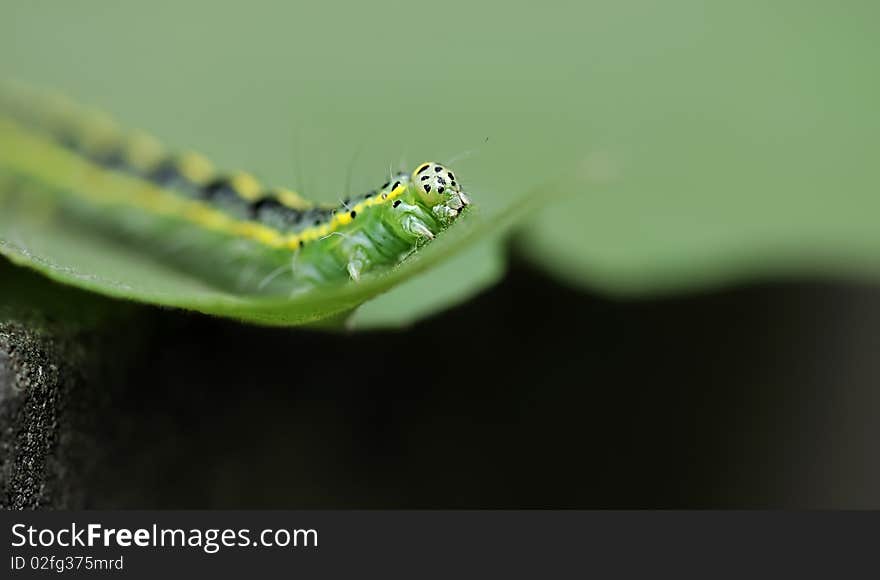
0,83,472,293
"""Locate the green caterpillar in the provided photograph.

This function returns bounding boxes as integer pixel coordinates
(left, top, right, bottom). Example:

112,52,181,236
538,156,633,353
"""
0,83,470,294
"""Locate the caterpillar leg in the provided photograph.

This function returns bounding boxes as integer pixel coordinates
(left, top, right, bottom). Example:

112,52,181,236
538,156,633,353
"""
401,214,435,240
346,245,369,282
347,259,364,282
430,189,470,223
345,212,434,281
432,205,458,222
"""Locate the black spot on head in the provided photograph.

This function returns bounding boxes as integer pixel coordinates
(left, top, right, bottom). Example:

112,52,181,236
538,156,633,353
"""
434,166,442,172
448,172,455,180
382,181,390,189
450,180,456,186
424,184,431,192
438,187,445,194
437,177,446,185
350,210,357,219
417,164,430,174
421,175,429,181
313,219,321,226
365,192,373,198
393,200,401,208
393,181,400,190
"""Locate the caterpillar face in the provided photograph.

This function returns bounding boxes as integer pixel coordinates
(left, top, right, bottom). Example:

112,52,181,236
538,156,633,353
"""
411,161,470,221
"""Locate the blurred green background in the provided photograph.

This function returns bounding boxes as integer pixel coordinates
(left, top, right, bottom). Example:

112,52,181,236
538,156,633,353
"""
3,0,877,324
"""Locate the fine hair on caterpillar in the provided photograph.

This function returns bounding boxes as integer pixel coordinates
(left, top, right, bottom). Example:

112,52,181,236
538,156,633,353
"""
0,82,473,295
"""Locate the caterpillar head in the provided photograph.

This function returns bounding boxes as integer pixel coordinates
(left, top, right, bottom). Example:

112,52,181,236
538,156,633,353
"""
410,161,470,220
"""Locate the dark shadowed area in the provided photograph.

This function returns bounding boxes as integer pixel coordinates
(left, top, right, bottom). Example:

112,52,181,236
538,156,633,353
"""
3,258,879,509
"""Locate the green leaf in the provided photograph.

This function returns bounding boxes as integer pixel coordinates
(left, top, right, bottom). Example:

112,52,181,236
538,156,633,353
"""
0,189,542,326
2,0,875,322
0,256,133,329
0,1,578,327
517,2,880,295
347,240,505,330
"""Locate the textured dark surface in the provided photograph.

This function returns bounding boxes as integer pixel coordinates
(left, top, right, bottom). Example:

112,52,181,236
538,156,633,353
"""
0,320,85,508
0,322,60,508
0,263,137,510
2,258,880,509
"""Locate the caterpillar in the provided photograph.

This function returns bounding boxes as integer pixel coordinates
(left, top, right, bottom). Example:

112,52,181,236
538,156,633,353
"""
0,83,470,295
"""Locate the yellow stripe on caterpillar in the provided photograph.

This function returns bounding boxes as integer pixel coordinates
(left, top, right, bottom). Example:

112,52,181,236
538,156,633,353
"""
0,86,473,289
273,187,313,210
176,151,215,185
229,172,263,201
124,130,165,173
77,108,121,158
0,117,419,253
